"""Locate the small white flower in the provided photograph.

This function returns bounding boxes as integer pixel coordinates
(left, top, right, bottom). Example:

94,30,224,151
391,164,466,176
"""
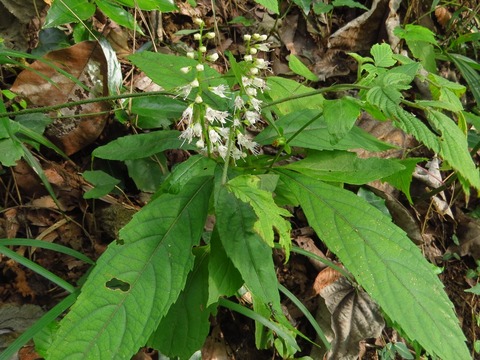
194,33,201,40
187,52,195,59
205,107,229,124
193,122,203,137
195,95,203,103
191,79,200,87
199,46,207,53
250,98,263,112
245,111,259,125
194,18,204,26
196,64,204,71
241,76,252,87
232,146,246,160
246,87,257,97
217,145,228,159
196,139,205,149
244,54,253,62
258,34,268,41
255,43,270,52
234,96,245,110
209,128,221,144
205,32,216,39
207,52,219,62
237,132,259,154
252,77,267,90
209,84,230,98
233,117,241,127
180,105,194,125
243,34,252,41
180,66,191,74
250,67,259,75
217,127,230,138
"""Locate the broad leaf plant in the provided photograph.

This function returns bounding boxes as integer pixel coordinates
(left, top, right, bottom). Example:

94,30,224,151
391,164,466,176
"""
1,9,478,360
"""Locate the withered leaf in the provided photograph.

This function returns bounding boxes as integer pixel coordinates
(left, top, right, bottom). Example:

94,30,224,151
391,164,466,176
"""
11,41,110,155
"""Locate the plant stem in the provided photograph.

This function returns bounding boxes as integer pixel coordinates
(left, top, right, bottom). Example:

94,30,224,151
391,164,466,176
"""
221,128,236,185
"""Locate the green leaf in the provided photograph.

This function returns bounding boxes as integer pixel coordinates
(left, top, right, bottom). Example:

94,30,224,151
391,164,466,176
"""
44,0,96,28
449,53,480,107
394,24,438,46
283,150,405,184
254,0,279,14
0,138,24,166
266,77,324,115
370,43,397,68
148,247,215,359
323,97,361,143
216,185,282,314
207,229,243,306
130,95,185,128
111,0,177,11
427,110,480,189
465,283,480,295
92,130,192,160
255,109,394,152
227,175,292,257
96,1,143,34
332,0,368,10
125,158,165,193
439,88,463,112
278,170,470,360
48,176,213,359
291,0,312,14
383,158,425,203
288,55,318,81
129,52,223,93
82,170,120,199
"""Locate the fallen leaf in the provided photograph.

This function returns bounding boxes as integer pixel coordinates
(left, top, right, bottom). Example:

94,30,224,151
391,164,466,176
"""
320,276,385,360
11,41,111,155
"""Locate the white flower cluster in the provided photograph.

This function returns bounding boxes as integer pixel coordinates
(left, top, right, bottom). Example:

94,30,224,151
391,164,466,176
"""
177,25,271,162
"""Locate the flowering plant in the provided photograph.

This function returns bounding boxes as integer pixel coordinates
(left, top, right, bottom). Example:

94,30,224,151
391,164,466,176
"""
36,23,475,360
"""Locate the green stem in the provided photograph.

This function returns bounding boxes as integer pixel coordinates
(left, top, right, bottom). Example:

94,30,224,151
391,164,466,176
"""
221,128,236,185
0,90,176,118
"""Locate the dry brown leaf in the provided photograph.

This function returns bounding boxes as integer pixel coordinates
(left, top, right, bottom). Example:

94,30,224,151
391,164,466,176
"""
202,324,231,360
313,267,342,295
4,208,20,239
11,41,110,155
320,277,385,360
435,6,452,28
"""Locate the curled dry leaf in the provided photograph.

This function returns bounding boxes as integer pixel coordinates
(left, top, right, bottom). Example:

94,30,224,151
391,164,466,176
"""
319,275,385,360
11,41,110,155
435,6,452,28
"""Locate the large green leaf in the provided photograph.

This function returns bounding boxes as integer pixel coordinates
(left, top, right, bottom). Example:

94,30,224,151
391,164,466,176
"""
148,247,214,359
44,0,96,28
323,97,361,143
254,0,279,14
255,109,394,152
112,0,177,11
48,176,213,359
216,186,282,313
92,130,193,160
427,110,480,189
227,175,292,256
282,150,404,184
278,170,470,360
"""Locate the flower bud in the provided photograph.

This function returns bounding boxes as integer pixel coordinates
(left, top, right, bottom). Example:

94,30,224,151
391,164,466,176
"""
191,79,200,87
180,66,191,74
194,18,204,26
199,46,207,53
195,95,203,103
243,34,251,41
244,55,253,62
249,48,258,55
205,32,216,39
187,52,195,59
196,64,204,71
193,33,201,40
207,52,219,62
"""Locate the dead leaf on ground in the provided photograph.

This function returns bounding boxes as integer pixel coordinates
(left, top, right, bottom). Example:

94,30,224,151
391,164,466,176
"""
450,210,480,260
11,41,111,155
318,274,385,360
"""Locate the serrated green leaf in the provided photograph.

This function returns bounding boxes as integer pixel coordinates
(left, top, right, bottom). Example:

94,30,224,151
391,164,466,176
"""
394,24,438,45
92,130,192,160
283,150,404,184
227,175,292,258
371,43,396,68
383,158,425,203
82,170,120,199
207,230,243,306
427,110,480,189
439,88,464,112
48,176,213,359
148,247,215,359
216,186,282,313
128,52,223,93
254,0,279,13
449,53,480,107
255,109,394,152
323,97,361,143
288,55,318,81
266,77,324,115
44,0,96,28
278,170,470,360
